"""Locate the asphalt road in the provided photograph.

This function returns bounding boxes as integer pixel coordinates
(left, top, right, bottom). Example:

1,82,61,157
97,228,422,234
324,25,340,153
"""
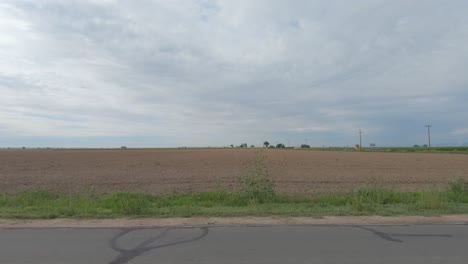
1,224,467,264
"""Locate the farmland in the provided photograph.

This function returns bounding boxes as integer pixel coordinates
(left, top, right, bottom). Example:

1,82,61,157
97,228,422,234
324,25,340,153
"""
1,148,467,195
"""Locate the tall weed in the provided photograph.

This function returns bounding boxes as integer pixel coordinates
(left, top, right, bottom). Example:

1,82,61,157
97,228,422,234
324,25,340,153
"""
239,151,275,203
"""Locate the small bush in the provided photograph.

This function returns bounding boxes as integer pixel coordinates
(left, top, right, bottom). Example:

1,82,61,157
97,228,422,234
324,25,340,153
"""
449,178,468,203
347,195,377,213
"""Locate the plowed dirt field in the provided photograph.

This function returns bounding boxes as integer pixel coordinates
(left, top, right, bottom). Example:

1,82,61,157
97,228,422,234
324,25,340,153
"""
1,149,467,195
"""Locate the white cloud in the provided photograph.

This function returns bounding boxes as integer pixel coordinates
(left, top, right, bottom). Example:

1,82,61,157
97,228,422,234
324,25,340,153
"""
1,0,468,146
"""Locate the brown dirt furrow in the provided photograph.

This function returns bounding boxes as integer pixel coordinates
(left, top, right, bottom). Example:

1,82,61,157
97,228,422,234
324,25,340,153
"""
1,149,467,195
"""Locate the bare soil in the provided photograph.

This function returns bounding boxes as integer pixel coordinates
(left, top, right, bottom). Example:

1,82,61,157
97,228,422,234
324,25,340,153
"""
1,149,467,195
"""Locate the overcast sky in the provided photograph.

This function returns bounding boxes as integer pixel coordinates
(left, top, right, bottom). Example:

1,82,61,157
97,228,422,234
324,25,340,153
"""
1,0,467,148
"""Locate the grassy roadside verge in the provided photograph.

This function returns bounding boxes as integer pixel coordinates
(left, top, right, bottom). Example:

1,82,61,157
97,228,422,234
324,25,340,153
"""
1,180,468,219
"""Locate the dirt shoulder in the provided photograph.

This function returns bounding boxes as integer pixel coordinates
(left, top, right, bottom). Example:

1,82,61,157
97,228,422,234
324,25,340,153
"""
1,215,467,228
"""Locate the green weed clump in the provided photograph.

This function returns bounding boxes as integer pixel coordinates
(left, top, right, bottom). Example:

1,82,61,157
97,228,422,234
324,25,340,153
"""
448,178,468,203
411,192,449,211
239,150,276,203
99,192,155,215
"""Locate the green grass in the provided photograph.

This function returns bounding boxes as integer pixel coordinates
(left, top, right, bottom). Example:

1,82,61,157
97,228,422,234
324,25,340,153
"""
368,146,468,154
299,146,468,154
1,180,468,219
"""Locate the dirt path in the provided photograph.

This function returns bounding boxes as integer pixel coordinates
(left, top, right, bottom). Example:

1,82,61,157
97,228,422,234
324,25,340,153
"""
1,215,467,228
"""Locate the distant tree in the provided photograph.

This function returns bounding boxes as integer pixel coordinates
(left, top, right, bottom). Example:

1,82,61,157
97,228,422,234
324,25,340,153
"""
263,141,270,148
276,143,285,148
413,144,420,148
301,144,310,148
230,144,234,148
268,145,275,148
250,145,255,148
240,143,248,148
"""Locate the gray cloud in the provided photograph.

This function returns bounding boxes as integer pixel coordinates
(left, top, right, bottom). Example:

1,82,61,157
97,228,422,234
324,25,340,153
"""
1,0,468,147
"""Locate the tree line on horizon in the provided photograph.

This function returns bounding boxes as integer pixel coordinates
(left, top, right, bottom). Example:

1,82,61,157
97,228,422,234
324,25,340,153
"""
229,141,311,149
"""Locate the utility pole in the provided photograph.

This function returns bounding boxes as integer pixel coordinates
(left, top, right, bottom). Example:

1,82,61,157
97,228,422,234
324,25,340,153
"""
358,129,363,150
425,125,432,147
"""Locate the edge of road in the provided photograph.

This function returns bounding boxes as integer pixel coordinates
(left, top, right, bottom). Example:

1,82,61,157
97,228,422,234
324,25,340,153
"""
1,215,468,228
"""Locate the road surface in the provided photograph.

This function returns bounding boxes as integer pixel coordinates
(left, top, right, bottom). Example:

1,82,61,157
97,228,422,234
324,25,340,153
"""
1,224,467,263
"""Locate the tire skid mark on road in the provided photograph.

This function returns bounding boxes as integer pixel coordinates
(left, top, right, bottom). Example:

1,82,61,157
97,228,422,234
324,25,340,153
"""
355,226,451,243
109,227,209,264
